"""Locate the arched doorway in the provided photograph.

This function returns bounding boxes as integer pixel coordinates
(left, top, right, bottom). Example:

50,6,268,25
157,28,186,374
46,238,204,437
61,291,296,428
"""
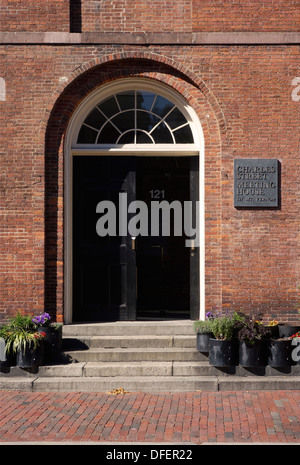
64,79,205,323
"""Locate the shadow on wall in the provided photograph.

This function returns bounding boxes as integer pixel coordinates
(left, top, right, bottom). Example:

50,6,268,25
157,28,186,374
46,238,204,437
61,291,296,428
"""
70,0,82,33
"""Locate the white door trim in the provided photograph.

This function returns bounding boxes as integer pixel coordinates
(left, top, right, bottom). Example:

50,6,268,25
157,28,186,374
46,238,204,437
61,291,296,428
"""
64,79,205,323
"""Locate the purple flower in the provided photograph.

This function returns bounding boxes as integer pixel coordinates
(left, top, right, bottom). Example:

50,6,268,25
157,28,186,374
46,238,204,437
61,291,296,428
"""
32,312,51,327
206,312,214,320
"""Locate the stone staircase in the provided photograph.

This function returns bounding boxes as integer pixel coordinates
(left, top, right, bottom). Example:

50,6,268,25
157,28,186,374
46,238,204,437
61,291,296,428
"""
1,320,300,392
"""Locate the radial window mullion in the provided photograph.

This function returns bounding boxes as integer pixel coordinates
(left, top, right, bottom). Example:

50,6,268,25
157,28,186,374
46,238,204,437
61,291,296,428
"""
150,94,157,113
148,117,164,136
77,90,194,145
162,105,176,121
96,105,109,121
82,122,100,132
106,117,122,135
172,122,190,133
114,94,121,112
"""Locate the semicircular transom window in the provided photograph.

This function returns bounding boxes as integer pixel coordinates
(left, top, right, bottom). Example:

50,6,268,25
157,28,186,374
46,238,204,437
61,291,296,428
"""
77,90,194,144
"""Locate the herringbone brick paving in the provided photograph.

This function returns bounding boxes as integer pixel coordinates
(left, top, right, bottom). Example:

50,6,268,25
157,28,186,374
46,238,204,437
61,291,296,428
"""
0,390,299,444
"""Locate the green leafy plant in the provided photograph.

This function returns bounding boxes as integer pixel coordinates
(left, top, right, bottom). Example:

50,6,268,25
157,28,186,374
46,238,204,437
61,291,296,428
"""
0,324,10,340
5,329,46,356
1,311,45,356
49,322,63,331
193,312,214,334
8,311,36,332
210,311,244,340
193,320,213,334
237,314,271,346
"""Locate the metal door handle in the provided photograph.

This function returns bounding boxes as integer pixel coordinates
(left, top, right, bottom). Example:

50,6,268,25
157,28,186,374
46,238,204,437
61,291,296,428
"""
131,237,136,250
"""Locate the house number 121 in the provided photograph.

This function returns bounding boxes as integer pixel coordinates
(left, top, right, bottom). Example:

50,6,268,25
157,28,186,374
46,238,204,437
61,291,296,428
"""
149,189,165,199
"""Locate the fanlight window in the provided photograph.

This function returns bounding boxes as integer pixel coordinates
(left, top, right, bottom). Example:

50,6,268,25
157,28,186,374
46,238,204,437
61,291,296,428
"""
77,90,194,144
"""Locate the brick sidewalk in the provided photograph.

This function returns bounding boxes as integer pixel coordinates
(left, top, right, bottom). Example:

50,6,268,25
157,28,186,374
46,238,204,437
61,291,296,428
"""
0,390,299,444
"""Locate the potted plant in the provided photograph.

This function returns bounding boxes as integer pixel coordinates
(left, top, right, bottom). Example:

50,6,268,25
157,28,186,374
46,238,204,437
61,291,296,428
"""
209,312,243,367
266,319,279,339
268,336,293,367
32,312,63,363
1,311,46,368
1,312,36,365
267,319,294,367
237,316,271,367
5,328,46,368
193,312,214,353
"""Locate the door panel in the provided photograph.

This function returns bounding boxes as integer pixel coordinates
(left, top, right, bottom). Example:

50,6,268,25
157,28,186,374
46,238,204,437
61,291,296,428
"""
136,157,195,319
72,156,136,322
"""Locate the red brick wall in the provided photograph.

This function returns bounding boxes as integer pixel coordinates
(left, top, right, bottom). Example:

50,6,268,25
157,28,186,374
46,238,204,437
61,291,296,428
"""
82,0,192,32
82,0,300,33
1,44,299,323
0,0,299,324
0,0,70,32
1,0,299,33
192,0,300,32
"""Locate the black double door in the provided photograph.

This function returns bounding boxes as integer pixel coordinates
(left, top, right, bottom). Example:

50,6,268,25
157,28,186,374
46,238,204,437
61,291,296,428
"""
73,156,199,322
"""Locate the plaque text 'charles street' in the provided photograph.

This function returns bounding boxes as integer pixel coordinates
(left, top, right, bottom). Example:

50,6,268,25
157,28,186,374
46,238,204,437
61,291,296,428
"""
234,159,279,207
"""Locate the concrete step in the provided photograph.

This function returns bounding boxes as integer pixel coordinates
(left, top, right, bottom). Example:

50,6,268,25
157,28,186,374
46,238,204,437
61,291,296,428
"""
65,347,205,363
1,374,300,393
62,320,195,337
24,375,220,392
2,361,299,379
63,335,196,350
82,361,300,378
1,320,299,393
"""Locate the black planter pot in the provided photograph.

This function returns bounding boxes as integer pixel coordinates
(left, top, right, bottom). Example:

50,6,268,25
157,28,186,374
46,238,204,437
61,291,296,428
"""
278,324,300,338
266,325,279,339
209,338,238,367
0,337,16,366
38,326,62,363
0,337,6,362
196,332,213,353
16,343,44,368
239,340,267,367
268,339,293,367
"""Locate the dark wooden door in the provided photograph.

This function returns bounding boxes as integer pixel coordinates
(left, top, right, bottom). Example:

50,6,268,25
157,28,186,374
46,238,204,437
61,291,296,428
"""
136,157,199,319
72,156,136,322
72,155,199,322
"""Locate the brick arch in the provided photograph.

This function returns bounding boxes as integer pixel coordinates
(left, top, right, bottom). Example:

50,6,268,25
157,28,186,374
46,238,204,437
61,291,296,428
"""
42,50,226,140
43,53,224,321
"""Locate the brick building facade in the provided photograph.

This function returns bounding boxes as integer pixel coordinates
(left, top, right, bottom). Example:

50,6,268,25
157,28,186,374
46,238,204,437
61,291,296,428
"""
0,1,299,325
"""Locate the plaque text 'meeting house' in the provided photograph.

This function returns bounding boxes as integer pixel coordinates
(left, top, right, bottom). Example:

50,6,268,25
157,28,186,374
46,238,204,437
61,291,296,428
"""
234,159,279,208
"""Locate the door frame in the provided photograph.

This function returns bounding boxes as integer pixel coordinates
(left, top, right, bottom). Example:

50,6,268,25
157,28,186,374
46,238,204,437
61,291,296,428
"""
64,78,205,324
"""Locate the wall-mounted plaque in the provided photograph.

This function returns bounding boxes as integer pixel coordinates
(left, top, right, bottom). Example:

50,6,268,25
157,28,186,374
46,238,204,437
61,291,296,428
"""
234,159,279,207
